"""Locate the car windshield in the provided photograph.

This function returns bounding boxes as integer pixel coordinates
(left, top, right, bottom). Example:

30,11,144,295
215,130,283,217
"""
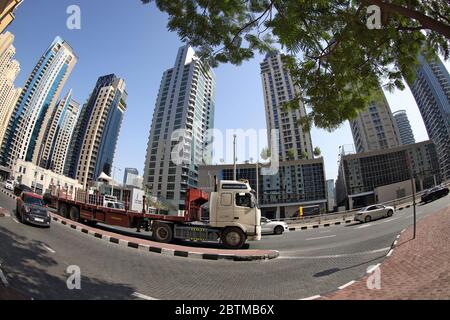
24,195,44,206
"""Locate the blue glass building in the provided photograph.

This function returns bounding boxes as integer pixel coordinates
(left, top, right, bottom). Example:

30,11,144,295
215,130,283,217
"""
410,55,450,180
0,36,77,168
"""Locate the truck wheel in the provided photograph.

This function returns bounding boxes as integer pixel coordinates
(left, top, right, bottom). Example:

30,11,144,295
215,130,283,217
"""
69,206,80,222
59,203,68,218
153,223,173,243
221,227,246,249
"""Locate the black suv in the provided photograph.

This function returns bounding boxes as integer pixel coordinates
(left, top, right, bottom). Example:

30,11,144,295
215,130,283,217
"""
421,186,449,203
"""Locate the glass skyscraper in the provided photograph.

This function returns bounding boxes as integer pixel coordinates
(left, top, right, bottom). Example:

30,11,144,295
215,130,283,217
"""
0,36,77,168
65,74,127,187
409,54,450,180
143,45,216,213
43,90,80,175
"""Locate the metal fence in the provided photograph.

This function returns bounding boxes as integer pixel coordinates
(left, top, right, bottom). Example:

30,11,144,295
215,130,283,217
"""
278,180,450,225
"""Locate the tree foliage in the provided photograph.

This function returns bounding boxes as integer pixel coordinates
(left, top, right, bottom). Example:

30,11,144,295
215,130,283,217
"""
313,147,322,157
141,0,450,131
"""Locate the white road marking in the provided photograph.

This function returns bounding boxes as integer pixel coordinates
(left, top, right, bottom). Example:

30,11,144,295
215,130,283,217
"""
355,223,372,229
367,264,381,274
305,235,336,241
300,295,321,300
396,235,400,239
12,218,19,224
338,280,356,290
393,240,398,246
42,245,55,254
0,267,9,286
355,217,400,229
132,292,158,300
386,249,394,257
279,247,391,259
401,228,406,233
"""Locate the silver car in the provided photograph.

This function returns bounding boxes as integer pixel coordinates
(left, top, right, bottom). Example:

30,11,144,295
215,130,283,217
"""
4,180,14,191
261,217,289,235
355,205,395,223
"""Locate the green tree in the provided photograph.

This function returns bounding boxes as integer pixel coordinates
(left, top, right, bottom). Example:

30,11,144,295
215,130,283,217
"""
300,151,309,159
313,147,322,157
260,147,271,160
140,0,449,130
287,148,296,160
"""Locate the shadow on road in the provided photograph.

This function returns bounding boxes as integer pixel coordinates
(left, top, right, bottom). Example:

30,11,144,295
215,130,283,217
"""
313,255,386,278
0,225,138,299
95,223,251,250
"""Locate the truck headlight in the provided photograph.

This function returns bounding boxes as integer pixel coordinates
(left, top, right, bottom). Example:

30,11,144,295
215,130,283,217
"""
25,206,31,213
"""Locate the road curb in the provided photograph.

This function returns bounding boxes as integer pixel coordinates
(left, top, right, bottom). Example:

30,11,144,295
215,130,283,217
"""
0,188,16,201
49,213,279,262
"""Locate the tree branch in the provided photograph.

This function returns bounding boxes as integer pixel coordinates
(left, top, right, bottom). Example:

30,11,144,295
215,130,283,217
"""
363,0,450,38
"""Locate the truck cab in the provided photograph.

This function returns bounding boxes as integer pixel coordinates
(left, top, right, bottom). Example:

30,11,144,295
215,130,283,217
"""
209,180,261,246
149,180,262,249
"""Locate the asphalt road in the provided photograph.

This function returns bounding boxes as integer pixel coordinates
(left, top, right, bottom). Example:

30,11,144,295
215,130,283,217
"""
0,186,449,300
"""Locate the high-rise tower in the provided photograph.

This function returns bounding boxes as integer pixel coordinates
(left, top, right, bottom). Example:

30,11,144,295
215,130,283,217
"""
0,36,77,168
350,90,400,153
260,52,313,161
393,110,416,145
409,54,450,180
68,75,127,187
143,45,215,212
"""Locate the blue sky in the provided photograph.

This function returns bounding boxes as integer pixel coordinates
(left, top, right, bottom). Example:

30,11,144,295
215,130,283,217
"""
7,0,450,182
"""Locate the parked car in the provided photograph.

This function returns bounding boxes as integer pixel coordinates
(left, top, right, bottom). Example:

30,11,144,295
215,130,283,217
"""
355,205,395,223
421,186,449,203
261,217,289,235
4,179,14,191
16,192,51,227
13,184,32,197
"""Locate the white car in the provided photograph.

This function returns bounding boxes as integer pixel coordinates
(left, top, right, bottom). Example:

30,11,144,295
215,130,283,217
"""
261,217,289,235
4,180,14,191
355,205,395,223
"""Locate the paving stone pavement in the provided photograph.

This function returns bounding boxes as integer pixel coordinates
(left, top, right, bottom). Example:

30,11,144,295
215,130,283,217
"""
322,205,450,300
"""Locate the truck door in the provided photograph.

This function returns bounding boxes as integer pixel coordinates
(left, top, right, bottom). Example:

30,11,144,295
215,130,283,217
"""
234,192,253,225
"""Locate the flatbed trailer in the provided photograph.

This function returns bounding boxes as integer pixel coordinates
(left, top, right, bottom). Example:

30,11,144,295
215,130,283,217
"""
47,182,260,249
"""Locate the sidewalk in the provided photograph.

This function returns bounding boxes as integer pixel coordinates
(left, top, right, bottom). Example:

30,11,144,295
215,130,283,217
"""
323,204,450,300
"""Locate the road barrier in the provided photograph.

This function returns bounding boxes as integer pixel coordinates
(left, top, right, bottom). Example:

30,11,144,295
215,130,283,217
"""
279,180,450,227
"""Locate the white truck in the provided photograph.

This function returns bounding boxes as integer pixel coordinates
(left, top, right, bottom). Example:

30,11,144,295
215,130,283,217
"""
51,179,261,249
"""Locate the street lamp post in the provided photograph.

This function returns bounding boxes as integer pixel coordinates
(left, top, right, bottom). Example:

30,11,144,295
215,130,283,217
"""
111,166,122,197
233,134,237,181
406,153,417,239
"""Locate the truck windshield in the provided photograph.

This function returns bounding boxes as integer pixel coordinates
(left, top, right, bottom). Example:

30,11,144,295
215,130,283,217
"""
24,195,44,206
